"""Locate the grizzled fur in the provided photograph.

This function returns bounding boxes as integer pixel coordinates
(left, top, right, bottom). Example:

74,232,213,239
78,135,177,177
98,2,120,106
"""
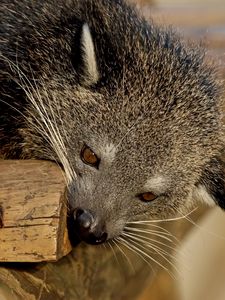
0,0,225,240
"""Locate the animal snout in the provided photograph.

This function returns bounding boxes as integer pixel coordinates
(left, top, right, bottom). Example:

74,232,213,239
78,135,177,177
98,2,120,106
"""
73,208,108,245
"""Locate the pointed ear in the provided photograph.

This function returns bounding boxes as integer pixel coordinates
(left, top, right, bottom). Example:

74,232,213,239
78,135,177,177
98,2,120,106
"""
80,23,99,86
193,157,225,209
71,23,99,87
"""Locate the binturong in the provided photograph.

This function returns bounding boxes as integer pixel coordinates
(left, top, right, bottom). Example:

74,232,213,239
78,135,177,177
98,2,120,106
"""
0,0,225,246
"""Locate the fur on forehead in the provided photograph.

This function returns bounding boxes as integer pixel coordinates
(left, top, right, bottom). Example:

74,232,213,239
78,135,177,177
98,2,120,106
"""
96,142,117,162
144,176,169,194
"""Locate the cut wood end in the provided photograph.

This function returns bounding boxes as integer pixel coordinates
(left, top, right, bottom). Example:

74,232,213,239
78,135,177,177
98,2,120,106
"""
0,160,72,262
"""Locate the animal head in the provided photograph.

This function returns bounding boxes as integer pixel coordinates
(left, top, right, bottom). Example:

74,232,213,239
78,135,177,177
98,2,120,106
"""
5,1,224,245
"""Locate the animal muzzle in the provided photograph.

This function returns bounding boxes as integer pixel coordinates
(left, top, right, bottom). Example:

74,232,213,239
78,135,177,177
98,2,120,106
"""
72,208,108,245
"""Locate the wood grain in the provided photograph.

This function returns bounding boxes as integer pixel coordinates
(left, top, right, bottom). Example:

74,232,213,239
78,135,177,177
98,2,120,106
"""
0,160,72,262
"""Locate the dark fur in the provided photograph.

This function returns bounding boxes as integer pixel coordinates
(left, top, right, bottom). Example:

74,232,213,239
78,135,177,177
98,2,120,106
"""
0,0,224,241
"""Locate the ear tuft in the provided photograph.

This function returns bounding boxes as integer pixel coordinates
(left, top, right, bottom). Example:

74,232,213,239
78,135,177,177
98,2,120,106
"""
80,23,99,86
193,157,225,209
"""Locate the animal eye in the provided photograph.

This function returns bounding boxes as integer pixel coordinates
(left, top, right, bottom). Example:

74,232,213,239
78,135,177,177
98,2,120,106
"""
138,192,157,202
80,145,100,168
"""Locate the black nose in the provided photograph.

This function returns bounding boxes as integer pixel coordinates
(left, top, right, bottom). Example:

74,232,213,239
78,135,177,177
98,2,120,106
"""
74,208,93,230
73,208,108,245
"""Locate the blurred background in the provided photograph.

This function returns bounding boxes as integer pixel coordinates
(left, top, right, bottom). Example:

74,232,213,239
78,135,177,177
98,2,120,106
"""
130,0,225,299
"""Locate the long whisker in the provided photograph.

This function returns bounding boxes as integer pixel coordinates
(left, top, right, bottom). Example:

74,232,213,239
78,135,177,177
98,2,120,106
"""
125,227,175,243
123,231,186,270
117,237,156,274
111,239,135,273
107,240,121,269
124,232,180,264
119,235,174,275
121,235,178,279
174,206,225,241
127,223,174,235
127,223,182,244
2,55,76,186
128,207,198,224
124,230,179,253
40,84,76,183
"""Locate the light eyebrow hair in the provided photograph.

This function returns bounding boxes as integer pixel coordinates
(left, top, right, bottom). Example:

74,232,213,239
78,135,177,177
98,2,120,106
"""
144,175,168,195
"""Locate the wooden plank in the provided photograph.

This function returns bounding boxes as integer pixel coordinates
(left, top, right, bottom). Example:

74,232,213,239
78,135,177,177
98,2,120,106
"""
0,160,72,262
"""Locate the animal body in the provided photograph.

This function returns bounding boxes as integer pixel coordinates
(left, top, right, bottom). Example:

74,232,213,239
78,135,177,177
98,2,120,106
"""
0,0,225,247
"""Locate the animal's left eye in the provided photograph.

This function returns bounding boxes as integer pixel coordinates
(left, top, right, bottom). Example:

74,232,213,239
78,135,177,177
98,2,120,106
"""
138,192,158,202
80,145,100,168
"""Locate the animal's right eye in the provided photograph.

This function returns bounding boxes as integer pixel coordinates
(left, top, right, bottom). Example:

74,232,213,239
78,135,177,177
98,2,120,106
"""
137,192,158,202
80,145,100,168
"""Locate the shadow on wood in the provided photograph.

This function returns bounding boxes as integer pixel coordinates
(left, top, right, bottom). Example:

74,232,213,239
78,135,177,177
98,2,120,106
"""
0,160,208,300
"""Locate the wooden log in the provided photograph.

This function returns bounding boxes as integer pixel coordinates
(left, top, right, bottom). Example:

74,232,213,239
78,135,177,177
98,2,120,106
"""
0,160,72,262
0,160,208,299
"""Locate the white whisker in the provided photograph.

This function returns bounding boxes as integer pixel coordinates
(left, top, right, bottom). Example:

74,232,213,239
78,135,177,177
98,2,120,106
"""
119,235,175,274
128,207,198,224
121,234,178,279
117,237,156,274
112,239,135,273
123,231,185,270
1,54,76,187
124,230,178,253
125,227,174,243
107,240,121,268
